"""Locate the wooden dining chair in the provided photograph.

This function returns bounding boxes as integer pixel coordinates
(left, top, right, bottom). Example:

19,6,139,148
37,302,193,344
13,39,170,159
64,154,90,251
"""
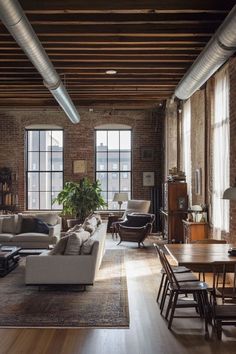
156,246,210,337
153,243,192,306
210,262,236,339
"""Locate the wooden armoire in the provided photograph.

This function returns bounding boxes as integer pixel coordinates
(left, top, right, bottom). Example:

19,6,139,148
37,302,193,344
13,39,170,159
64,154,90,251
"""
160,181,188,243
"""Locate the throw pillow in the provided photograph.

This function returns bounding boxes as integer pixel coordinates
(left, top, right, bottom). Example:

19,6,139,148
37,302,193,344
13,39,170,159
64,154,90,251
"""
20,216,36,233
49,235,69,255
66,223,83,234
2,215,16,234
80,238,95,255
34,218,50,234
83,223,96,235
64,230,90,255
94,214,102,226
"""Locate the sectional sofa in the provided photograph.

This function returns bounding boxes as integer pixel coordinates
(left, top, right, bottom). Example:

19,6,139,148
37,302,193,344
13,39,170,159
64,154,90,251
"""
0,213,61,249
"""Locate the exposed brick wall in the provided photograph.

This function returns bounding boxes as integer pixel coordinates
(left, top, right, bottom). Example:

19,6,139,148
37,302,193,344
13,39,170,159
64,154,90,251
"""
0,107,163,211
229,57,236,239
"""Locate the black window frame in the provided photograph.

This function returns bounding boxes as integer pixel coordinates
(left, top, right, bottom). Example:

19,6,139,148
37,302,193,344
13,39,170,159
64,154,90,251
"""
26,128,64,211
95,129,132,210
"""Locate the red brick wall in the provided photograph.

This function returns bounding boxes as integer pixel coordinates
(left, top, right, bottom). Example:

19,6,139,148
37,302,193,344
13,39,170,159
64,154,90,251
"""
0,107,163,211
229,57,236,239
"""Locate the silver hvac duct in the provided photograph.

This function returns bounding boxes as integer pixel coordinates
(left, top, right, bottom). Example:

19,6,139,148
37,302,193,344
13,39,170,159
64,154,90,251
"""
174,5,236,100
0,0,80,124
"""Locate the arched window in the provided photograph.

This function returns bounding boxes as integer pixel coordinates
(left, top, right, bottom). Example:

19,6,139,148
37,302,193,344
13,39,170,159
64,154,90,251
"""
95,124,132,210
26,126,63,210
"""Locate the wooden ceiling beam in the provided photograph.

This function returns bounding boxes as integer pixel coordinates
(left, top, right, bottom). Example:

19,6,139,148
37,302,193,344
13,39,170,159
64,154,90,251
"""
25,12,226,24
20,0,235,13
0,36,211,44
0,51,200,57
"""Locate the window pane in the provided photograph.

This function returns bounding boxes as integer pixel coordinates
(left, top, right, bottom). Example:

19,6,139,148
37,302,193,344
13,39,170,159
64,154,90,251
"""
40,151,51,171
120,152,131,171
28,152,39,171
96,131,107,150
27,173,39,191
51,131,63,151
28,191,39,209
108,172,119,191
96,152,107,171
40,131,52,151
40,172,51,191
27,129,63,210
28,131,39,151
120,172,131,191
40,192,51,209
52,191,63,210
95,129,131,210
108,131,119,150
108,192,117,210
96,172,107,191
52,152,63,171
108,152,119,171
52,172,63,191
120,131,131,150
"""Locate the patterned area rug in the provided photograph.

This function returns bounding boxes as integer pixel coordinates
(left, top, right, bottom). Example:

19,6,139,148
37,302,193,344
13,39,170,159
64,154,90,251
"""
0,250,129,328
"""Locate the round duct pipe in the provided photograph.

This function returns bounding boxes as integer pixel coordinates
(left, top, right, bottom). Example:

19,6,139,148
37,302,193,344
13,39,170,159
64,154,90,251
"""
174,5,236,101
0,0,80,124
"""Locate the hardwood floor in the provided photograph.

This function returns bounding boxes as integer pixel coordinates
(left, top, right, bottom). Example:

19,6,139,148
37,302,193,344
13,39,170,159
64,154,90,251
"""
1,235,236,354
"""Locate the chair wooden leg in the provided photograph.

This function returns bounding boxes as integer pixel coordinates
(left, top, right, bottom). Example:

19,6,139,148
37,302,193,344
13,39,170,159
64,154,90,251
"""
157,273,165,303
165,290,174,320
160,277,169,314
168,291,178,329
216,320,222,340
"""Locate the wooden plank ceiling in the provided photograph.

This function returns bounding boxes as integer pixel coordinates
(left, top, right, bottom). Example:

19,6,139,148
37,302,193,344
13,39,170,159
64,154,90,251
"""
0,0,235,109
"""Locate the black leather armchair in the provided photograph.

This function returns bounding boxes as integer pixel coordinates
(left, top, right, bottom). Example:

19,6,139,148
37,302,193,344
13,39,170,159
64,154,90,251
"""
117,213,155,247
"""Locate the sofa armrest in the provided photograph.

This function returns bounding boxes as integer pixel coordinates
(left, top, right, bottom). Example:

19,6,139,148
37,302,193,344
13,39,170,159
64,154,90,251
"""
25,241,99,285
48,221,61,238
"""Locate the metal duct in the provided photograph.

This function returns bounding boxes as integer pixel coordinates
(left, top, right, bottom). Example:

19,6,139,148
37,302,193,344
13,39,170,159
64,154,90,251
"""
174,5,236,100
0,0,80,124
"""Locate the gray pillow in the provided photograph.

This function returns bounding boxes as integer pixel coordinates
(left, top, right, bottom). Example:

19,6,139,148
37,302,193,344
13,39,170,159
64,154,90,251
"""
50,235,69,255
64,231,90,255
83,223,96,235
80,238,95,255
2,215,15,233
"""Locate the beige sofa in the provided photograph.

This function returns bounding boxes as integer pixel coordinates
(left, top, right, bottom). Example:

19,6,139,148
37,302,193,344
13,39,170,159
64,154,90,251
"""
25,221,107,286
0,213,61,249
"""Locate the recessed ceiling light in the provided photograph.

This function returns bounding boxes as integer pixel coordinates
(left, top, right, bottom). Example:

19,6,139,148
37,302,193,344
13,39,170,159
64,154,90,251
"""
105,69,117,75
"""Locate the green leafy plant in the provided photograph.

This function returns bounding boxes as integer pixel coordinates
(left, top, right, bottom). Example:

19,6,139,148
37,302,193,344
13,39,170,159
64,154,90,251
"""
53,178,106,222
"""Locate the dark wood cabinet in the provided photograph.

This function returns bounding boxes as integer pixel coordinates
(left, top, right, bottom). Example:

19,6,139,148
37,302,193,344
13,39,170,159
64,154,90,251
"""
161,182,188,243
183,220,208,243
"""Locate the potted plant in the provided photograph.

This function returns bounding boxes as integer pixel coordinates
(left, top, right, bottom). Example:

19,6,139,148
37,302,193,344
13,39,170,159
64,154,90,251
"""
53,178,106,227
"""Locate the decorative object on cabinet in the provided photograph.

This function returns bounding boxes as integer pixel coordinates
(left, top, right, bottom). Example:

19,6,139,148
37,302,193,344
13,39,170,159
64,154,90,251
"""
160,181,188,243
0,168,16,213
167,167,186,182
182,220,208,243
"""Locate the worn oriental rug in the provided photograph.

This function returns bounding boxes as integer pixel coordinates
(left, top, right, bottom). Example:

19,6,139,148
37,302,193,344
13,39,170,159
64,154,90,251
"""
0,250,129,328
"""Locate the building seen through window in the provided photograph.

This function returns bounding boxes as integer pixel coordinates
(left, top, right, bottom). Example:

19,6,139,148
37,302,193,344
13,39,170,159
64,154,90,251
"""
26,129,63,210
95,130,131,209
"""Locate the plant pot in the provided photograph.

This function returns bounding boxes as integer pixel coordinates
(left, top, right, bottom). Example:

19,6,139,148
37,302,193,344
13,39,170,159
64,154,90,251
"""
67,218,81,229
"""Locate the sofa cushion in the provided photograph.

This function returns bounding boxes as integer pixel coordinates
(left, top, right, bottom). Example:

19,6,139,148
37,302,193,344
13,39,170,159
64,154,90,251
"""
64,230,90,255
66,223,84,234
12,233,50,242
50,235,69,255
1,215,15,234
0,233,13,242
34,218,50,234
20,216,36,233
80,237,95,255
15,213,23,234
